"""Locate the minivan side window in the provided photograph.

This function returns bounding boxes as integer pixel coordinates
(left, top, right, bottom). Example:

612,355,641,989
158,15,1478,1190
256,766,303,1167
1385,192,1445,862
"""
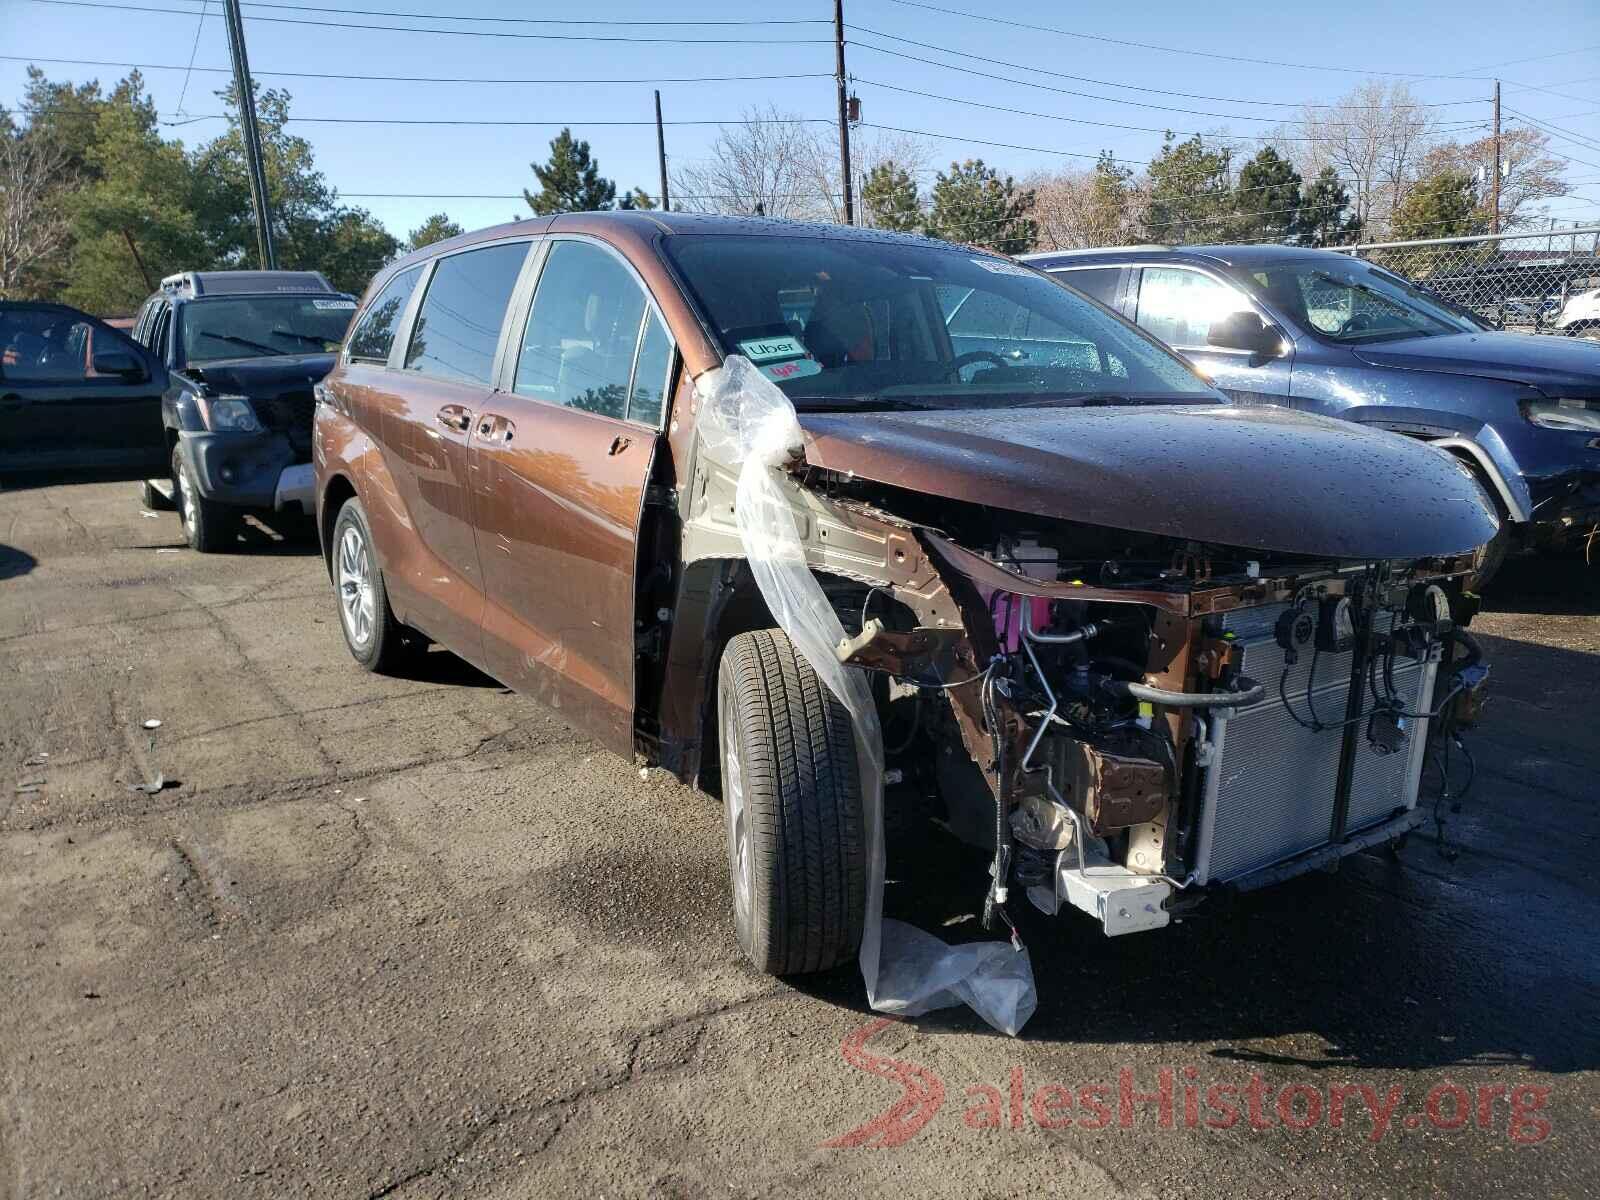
628,311,674,427
404,242,529,385
1135,266,1253,350
514,241,654,420
347,265,422,364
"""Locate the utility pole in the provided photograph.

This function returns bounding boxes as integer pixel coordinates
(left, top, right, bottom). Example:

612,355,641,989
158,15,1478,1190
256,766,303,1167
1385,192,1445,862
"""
654,90,670,213
222,0,276,269
833,0,854,225
1490,80,1501,236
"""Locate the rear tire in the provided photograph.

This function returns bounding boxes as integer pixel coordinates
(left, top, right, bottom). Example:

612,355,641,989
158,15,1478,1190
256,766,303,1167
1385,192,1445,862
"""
172,444,235,553
717,628,866,976
331,497,409,673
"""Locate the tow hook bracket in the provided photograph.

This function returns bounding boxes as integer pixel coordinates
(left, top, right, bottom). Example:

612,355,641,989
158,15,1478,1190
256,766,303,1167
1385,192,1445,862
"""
1028,854,1173,936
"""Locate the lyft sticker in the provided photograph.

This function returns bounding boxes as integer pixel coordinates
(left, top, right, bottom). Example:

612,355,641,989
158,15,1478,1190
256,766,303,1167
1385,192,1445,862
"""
759,358,823,383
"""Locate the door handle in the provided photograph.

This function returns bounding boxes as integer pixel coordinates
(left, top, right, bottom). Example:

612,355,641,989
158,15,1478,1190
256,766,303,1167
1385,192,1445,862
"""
608,434,632,456
475,415,516,443
436,404,472,433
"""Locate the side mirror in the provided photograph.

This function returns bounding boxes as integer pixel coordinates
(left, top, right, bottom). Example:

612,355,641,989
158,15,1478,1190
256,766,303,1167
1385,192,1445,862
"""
1207,310,1285,359
92,349,146,380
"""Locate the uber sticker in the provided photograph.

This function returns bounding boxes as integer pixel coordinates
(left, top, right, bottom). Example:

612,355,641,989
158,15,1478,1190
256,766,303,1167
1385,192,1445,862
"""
759,358,823,383
313,299,358,310
970,257,1034,277
738,334,808,363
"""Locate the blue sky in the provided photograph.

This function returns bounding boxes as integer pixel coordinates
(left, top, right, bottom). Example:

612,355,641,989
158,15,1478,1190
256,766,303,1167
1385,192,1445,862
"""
5,0,1599,241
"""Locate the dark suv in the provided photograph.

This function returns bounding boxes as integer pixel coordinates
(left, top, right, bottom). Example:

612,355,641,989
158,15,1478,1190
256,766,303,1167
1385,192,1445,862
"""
1024,244,1600,583
130,270,357,550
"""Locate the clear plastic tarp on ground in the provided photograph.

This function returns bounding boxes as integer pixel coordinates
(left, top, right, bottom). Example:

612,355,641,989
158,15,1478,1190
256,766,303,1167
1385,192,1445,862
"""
697,355,1037,1036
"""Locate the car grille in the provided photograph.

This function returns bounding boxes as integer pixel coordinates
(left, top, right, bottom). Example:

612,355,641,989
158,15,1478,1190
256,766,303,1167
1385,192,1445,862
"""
1195,601,1437,884
255,392,316,458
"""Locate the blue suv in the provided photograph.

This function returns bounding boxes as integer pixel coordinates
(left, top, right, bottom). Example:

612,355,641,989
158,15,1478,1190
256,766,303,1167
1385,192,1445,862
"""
1023,244,1600,583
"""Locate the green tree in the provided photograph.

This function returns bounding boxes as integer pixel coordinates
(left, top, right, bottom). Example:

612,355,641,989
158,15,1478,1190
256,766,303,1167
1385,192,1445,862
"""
189,83,398,296
1142,134,1233,244
1297,166,1362,247
407,213,464,250
1391,169,1483,241
861,160,922,232
58,73,209,313
524,128,617,214
618,187,657,210
1085,151,1136,242
1233,146,1302,243
924,159,1037,254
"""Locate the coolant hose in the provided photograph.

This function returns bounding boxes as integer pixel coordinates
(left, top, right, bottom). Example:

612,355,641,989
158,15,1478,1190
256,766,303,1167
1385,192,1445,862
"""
1102,676,1265,708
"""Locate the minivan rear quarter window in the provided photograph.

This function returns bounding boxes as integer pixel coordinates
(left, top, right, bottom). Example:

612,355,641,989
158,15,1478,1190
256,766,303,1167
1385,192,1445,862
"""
348,265,422,364
405,242,529,385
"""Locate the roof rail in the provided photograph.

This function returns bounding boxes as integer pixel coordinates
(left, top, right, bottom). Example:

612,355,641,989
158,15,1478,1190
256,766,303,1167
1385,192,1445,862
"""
1018,245,1174,260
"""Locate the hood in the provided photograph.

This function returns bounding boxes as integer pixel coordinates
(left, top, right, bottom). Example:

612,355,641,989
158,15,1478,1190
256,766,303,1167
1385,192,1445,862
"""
796,403,1499,559
187,352,337,395
1351,331,1600,395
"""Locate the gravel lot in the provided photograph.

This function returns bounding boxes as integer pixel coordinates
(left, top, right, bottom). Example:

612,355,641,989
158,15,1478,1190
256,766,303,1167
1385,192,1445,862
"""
2,478,1597,1199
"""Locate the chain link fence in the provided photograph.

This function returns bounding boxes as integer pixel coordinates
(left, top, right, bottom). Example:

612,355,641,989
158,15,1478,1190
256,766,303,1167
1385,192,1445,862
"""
1338,226,1600,337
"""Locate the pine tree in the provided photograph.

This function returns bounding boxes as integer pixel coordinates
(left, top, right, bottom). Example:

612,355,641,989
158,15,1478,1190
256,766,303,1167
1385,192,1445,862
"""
861,161,922,232
1297,167,1362,247
1142,134,1233,244
924,159,1037,254
1233,146,1302,243
618,187,657,211
523,128,617,215
407,213,463,250
1391,170,1482,241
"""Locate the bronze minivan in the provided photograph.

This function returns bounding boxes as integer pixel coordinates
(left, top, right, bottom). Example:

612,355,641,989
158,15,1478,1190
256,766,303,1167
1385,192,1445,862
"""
316,212,1497,978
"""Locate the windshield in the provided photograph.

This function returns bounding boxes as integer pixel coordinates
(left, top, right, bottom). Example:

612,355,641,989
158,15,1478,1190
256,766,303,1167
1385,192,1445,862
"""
1243,257,1479,344
664,234,1218,409
180,295,357,364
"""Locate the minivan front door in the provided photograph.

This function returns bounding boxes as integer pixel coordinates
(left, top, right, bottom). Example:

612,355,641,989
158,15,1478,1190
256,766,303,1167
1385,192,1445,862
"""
1132,266,1294,406
472,238,672,755
382,240,530,657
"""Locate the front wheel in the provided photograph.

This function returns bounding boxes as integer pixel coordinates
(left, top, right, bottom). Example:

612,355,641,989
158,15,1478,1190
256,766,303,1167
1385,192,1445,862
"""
172,444,235,553
717,628,866,977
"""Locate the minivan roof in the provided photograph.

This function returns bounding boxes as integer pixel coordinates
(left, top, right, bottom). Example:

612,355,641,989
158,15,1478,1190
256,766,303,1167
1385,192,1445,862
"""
383,209,986,275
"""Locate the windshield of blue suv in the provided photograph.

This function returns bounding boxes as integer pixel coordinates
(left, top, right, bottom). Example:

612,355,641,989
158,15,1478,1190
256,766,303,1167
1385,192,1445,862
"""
180,295,358,365
665,234,1218,410
1241,257,1480,344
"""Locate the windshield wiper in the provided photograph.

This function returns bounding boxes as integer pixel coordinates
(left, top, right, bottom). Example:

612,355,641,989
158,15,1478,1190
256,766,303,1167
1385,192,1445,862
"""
790,397,937,413
198,331,280,356
271,329,332,348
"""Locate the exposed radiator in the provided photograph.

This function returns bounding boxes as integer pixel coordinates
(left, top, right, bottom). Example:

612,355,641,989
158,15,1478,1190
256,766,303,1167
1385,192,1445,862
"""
1194,601,1436,884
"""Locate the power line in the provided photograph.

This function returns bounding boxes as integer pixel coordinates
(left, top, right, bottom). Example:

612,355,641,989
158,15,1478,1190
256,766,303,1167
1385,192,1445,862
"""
850,40,1485,115
23,0,834,42
855,77,1487,141
0,53,835,87
871,0,1500,78
213,0,828,24
1503,106,1600,155
173,0,207,116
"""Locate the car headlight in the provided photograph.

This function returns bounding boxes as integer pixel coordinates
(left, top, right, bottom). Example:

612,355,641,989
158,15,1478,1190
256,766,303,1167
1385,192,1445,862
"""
1524,398,1600,433
205,396,262,432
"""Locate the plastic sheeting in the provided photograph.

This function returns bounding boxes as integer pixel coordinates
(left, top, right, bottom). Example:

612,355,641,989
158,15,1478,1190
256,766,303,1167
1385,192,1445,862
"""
696,356,1037,1037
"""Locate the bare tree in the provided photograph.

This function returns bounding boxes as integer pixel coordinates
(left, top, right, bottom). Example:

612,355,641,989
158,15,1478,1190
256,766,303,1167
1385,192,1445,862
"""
669,106,833,220
1421,128,1569,231
1297,81,1439,238
1025,158,1146,250
0,119,73,296
671,107,930,224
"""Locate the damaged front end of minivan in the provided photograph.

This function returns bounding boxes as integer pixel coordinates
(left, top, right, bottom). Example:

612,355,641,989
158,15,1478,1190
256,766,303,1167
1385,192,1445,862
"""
659,380,1499,939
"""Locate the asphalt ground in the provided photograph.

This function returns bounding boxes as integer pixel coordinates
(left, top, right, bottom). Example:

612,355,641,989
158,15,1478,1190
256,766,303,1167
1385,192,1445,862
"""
2,477,1597,1199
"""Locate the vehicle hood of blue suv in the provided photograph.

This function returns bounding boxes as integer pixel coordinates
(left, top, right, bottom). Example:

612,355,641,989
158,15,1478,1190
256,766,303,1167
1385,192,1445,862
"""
1352,331,1600,396
185,351,339,394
